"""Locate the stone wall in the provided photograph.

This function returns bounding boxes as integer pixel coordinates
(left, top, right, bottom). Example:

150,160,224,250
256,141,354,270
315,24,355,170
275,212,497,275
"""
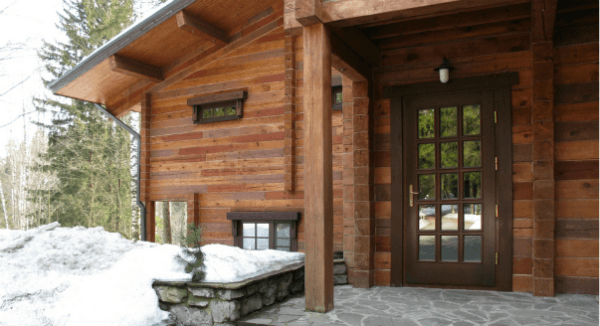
153,263,305,326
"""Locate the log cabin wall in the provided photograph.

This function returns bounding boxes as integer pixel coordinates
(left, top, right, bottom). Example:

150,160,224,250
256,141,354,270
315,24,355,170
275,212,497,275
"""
552,5,599,294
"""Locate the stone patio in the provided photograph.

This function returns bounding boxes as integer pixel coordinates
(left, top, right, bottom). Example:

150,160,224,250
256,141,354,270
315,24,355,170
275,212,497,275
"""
238,285,599,326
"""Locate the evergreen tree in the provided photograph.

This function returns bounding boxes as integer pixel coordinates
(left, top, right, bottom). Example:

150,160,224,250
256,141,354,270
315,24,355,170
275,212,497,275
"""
34,0,136,237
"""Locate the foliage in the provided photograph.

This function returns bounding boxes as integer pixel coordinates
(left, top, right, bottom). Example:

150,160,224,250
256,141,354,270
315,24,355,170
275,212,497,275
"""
176,223,206,282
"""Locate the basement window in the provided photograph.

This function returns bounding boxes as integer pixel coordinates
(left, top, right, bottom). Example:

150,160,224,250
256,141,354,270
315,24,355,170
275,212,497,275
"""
227,212,300,252
332,86,343,110
187,90,246,124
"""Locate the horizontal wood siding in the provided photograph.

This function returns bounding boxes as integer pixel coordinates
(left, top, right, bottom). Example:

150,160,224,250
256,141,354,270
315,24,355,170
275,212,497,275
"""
553,8,599,295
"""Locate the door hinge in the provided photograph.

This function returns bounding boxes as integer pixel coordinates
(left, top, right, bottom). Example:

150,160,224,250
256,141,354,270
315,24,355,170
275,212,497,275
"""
494,111,497,123
495,252,498,265
495,157,498,170
495,205,499,218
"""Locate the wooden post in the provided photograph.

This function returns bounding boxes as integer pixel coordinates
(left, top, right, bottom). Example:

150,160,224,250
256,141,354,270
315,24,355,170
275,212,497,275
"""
303,22,334,313
140,93,154,242
146,201,155,242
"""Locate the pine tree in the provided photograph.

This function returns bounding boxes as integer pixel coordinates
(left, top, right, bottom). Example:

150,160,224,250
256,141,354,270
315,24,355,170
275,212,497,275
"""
34,0,136,236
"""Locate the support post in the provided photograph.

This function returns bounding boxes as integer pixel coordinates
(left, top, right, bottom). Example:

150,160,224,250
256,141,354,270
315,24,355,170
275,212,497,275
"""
141,93,154,242
303,22,334,313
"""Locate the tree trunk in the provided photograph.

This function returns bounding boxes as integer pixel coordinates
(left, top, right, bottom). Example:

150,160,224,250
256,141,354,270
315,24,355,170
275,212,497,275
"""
163,201,171,244
0,179,9,229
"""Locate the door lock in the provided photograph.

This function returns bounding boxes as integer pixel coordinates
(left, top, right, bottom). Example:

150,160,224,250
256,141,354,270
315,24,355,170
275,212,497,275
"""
409,184,419,207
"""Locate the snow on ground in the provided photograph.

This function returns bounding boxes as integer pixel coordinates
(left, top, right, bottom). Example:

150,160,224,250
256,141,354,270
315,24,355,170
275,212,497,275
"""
0,223,305,326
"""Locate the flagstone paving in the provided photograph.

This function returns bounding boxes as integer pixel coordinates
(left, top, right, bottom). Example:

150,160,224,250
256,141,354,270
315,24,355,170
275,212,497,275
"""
238,285,599,326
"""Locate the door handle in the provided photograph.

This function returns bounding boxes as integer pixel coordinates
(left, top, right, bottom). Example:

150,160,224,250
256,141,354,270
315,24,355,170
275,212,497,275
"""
409,184,419,207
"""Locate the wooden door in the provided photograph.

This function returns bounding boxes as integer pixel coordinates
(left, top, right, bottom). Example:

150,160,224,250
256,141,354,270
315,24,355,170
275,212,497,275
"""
403,90,496,287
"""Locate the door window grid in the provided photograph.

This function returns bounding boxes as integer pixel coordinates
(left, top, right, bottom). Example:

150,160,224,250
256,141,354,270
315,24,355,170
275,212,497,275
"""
415,104,484,263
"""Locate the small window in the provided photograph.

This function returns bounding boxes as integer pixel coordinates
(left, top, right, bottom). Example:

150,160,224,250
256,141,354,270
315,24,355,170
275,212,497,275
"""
332,86,343,110
227,212,300,251
187,90,246,124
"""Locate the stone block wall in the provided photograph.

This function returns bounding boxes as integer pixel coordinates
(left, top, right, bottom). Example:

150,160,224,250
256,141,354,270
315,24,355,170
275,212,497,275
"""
153,264,305,326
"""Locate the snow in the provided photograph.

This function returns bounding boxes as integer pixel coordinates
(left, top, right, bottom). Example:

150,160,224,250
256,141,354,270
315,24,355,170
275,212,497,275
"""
0,223,305,326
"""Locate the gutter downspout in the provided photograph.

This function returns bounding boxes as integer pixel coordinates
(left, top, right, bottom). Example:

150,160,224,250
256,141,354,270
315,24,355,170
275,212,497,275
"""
92,103,146,241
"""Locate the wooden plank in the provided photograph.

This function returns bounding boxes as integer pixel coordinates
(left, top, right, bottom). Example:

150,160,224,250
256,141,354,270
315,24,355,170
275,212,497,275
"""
555,82,600,105
555,122,599,142
187,90,246,106
555,276,599,295
555,239,599,257
555,102,599,122
555,160,599,180
330,32,371,82
302,22,334,313
332,27,380,67
555,140,599,161
531,0,557,43
556,180,599,200
555,219,599,239
365,3,530,40
295,0,322,26
176,11,228,45
554,23,599,48
554,43,599,65
556,200,599,219
109,54,163,83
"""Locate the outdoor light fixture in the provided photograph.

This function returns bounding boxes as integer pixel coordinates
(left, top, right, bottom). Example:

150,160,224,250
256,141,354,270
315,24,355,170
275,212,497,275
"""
434,56,454,83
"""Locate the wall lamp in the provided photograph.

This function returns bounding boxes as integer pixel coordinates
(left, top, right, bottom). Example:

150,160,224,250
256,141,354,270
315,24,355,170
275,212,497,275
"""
434,56,454,83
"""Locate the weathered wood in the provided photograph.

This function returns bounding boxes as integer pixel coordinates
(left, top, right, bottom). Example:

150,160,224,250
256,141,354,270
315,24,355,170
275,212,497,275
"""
295,0,322,26
555,160,599,180
556,219,599,239
109,54,164,83
303,22,334,313
146,201,156,242
331,27,380,67
556,276,599,295
555,82,600,105
330,33,371,82
555,122,599,142
531,0,558,43
176,11,229,45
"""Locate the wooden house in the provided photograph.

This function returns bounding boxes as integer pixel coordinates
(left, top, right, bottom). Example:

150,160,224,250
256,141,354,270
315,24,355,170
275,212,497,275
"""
50,0,599,311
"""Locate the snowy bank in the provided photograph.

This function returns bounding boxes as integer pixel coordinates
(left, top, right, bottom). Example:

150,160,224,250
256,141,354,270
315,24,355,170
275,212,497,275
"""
0,223,304,326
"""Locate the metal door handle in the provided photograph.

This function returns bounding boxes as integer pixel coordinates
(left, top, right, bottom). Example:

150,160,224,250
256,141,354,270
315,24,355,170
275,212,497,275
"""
409,185,419,207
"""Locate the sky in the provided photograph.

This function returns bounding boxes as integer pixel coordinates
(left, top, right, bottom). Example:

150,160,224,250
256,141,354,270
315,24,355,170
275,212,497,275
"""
0,0,159,158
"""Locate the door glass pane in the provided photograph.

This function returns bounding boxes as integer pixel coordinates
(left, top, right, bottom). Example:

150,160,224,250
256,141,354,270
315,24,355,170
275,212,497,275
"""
441,204,458,230
276,223,290,238
463,140,481,167
463,104,481,136
418,143,435,169
441,236,458,262
440,106,457,137
256,223,269,237
243,223,255,236
464,204,482,230
419,205,436,230
277,238,291,248
464,172,482,198
419,235,435,261
418,174,435,200
418,109,435,139
441,173,458,200
257,238,269,250
243,238,255,250
440,142,458,168
464,236,482,262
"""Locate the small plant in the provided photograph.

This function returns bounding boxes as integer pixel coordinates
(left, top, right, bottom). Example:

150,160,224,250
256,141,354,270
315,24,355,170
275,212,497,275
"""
176,223,206,282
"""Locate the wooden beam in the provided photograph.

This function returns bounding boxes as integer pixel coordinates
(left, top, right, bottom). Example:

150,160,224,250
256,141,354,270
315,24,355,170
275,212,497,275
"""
303,22,334,313
176,11,228,45
531,0,558,43
331,33,371,82
295,0,323,26
332,27,380,67
109,54,163,83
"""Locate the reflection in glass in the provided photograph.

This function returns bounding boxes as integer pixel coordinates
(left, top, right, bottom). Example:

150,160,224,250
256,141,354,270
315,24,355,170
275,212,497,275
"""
203,108,214,119
215,107,224,117
257,238,269,250
243,223,255,236
463,104,481,136
441,204,458,230
243,238,255,250
418,109,435,139
464,204,482,230
464,172,482,198
441,173,458,200
418,174,435,200
418,143,435,169
257,223,269,237
440,107,457,137
419,205,436,230
441,236,458,262
464,236,482,262
419,235,435,261
277,238,290,248
440,142,458,168
225,107,237,116
276,223,290,238
463,140,481,167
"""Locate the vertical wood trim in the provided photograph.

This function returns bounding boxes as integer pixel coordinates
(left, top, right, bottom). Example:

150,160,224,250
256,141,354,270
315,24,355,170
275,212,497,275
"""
342,74,355,283
146,201,155,242
387,89,403,287
303,22,334,313
141,93,154,242
284,35,296,192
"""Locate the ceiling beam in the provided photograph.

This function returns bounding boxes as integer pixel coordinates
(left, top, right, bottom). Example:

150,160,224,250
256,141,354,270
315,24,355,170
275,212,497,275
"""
109,55,163,83
176,11,229,45
295,0,323,26
531,0,558,43
331,27,380,67
330,32,371,82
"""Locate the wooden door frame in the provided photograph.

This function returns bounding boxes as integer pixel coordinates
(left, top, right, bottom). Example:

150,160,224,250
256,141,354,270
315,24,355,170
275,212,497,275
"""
383,72,518,291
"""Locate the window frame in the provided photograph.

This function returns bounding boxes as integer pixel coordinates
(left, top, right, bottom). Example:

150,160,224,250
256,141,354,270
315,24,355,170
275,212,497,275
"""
187,90,246,124
227,212,300,252
332,85,343,111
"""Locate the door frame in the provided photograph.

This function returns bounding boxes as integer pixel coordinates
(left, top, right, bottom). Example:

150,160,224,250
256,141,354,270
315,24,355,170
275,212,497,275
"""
383,73,518,291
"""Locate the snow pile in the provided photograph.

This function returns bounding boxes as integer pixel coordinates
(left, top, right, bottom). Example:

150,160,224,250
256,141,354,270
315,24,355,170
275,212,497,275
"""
0,223,305,326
